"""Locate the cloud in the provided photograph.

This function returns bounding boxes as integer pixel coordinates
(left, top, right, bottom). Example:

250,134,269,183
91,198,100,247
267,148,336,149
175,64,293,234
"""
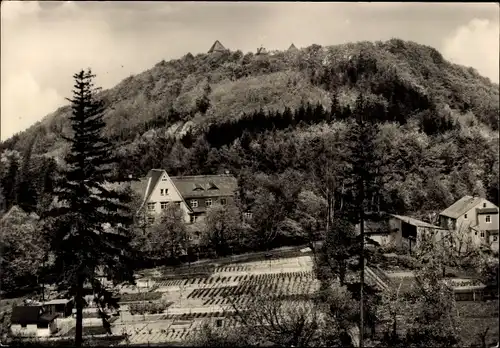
442,18,500,83
0,0,40,22
1,71,65,139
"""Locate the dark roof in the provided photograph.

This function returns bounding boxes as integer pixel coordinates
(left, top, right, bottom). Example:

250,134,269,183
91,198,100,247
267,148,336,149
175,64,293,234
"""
208,40,227,53
130,178,148,201
440,196,483,219
131,169,166,209
11,306,57,325
390,214,445,229
170,175,238,199
362,220,393,235
476,207,499,214
288,43,298,51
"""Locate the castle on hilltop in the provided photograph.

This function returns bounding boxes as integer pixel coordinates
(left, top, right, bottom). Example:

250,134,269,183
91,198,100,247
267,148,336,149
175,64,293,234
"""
208,40,229,54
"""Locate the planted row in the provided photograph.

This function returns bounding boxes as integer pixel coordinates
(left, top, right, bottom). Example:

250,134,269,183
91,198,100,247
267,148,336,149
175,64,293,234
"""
129,301,174,315
119,291,163,302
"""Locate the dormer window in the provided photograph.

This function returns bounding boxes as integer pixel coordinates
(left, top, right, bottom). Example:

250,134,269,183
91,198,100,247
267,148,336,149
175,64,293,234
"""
193,184,204,191
208,182,219,190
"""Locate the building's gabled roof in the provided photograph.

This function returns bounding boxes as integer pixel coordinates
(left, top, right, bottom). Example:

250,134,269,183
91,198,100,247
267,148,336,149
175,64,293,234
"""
131,169,164,208
390,214,444,229
170,175,238,199
288,43,298,51
208,40,227,53
440,196,483,219
11,306,57,326
132,169,192,214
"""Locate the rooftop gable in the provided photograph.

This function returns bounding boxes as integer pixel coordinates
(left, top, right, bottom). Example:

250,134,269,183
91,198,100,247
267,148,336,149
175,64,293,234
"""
208,40,227,53
133,169,192,213
440,195,483,219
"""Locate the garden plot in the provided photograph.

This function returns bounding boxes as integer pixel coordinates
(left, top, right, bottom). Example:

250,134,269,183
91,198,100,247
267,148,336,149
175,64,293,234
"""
115,320,196,344
109,255,318,345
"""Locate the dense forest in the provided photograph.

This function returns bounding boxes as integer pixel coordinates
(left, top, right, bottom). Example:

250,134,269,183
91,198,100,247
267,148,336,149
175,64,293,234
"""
0,38,499,221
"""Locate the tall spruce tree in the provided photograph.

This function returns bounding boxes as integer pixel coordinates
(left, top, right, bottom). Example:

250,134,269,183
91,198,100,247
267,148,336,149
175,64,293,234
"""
43,69,136,347
343,93,385,347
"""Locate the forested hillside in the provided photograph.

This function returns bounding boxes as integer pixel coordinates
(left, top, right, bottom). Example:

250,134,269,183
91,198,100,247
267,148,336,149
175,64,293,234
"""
1,38,498,220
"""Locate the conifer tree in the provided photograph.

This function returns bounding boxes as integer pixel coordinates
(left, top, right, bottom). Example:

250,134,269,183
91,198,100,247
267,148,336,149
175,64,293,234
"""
343,93,386,347
43,69,136,347
16,136,38,212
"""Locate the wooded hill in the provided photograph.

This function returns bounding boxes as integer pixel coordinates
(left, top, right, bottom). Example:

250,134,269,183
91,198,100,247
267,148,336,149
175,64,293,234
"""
1,38,499,219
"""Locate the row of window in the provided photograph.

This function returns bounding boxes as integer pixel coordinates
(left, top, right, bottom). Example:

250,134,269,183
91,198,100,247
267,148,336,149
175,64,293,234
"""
147,201,181,210
147,198,229,211
190,198,226,208
464,213,492,223
474,231,498,241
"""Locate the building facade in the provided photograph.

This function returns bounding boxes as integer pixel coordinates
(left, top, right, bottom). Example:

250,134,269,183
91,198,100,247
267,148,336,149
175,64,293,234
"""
360,213,446,253
132,169,238,226
439,196,499,250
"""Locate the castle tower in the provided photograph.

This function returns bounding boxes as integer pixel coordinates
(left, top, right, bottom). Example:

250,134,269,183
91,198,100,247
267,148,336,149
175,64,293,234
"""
208,40,228,54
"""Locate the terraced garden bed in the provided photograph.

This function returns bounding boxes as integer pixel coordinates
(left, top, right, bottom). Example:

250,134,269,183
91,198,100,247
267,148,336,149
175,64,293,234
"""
129,301,174,315
119,292,162,302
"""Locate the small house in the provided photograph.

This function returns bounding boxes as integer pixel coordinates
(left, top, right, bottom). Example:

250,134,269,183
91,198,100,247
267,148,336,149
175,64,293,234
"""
10,306,58,337
439,196,499,250
358,212,446,252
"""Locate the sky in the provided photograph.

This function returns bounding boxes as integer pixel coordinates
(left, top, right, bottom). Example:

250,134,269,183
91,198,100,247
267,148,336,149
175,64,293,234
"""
1,1,499,140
